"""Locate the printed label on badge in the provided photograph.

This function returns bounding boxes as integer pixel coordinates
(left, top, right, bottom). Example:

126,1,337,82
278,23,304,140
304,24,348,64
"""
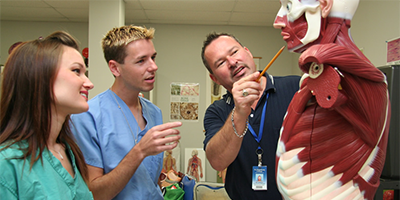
252,166,267,190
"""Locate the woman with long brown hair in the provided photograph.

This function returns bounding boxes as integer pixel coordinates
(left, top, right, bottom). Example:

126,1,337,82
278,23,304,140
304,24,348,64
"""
0,31,94,199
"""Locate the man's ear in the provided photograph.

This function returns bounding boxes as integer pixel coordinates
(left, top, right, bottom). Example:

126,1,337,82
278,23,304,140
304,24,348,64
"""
209,73,221,86
244,47,254,58
319,0,333,18
109,60,120,77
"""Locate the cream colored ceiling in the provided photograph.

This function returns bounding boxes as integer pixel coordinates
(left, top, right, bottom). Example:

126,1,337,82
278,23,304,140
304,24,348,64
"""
0,0,283,27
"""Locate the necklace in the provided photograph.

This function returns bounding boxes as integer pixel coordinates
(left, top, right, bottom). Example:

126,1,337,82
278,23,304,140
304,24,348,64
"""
49,147,64,160
111,91,139,144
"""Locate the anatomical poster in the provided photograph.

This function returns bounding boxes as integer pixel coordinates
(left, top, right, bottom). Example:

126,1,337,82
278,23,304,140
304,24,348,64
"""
185,148,205,182
387,37,400,65
170,82,199,121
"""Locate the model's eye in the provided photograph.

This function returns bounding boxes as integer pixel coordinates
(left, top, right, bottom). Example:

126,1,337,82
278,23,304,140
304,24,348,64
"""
286,2,292,12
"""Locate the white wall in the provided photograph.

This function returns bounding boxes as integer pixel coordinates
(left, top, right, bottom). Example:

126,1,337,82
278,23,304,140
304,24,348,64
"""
351,1,400,67
1,1,399,182
0,21,88,64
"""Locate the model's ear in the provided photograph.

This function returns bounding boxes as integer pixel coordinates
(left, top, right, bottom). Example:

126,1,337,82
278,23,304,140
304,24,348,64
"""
319,0,333,18
109,60,121,77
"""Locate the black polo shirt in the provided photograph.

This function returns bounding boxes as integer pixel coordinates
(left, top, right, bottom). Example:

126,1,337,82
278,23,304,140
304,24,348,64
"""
203,72,300,200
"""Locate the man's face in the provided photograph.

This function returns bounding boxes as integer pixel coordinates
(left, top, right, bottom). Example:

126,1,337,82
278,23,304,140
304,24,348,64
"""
204,36,256,92
116,39,158,93
273,0,322,53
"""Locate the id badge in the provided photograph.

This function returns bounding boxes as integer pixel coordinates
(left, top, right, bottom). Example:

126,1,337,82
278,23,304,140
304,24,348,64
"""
252,166,267,190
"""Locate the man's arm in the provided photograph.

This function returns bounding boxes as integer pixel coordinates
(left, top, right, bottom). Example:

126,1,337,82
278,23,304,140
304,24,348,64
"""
87,122,182,200
205,110,247,171
205,72,262,171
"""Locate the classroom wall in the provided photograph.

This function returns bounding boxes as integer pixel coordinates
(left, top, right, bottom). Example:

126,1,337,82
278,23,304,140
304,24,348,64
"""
1,0,399,182
0,21,88,64
351,1,400,68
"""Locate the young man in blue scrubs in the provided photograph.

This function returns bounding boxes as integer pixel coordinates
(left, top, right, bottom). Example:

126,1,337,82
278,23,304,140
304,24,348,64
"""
201,32,300,199
71,25,182,200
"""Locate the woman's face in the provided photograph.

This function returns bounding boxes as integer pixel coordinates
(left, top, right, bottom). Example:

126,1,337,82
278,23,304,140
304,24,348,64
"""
53,46,93,116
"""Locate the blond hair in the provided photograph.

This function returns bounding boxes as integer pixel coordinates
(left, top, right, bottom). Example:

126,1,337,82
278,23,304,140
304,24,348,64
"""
102,25,155,64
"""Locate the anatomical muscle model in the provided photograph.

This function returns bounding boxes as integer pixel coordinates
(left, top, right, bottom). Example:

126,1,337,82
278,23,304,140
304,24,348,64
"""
273,0,390,199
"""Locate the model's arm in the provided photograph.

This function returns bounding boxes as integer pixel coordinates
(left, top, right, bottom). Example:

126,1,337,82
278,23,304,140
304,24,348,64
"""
87,122,182,200
186,158,192,174
162,158,167,171
172,158,176,172
205,72,262,171
199,158,203,178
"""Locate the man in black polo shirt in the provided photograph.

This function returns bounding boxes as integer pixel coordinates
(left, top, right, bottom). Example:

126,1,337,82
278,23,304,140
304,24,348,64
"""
201,32,300,199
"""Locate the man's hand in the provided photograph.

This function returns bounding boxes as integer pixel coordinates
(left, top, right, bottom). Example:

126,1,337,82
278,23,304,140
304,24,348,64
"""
232,71,263,116
135,121,182,158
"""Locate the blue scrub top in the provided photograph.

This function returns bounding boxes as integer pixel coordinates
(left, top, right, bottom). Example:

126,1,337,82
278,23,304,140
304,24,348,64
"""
71,89,164,200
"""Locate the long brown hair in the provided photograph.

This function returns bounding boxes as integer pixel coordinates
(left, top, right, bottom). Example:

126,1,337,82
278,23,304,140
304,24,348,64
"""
0,31,89,182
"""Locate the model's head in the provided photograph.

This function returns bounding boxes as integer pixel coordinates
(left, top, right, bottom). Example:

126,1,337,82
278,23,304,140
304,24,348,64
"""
192,149,198,156
326,0,359,20
273,0,359,52
102,25,155,64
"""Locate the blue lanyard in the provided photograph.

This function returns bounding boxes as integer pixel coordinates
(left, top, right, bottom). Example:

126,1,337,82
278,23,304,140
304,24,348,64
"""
247,93,269,149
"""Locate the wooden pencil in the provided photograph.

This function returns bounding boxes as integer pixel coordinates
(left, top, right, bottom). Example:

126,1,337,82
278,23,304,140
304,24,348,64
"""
256,46,285,82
